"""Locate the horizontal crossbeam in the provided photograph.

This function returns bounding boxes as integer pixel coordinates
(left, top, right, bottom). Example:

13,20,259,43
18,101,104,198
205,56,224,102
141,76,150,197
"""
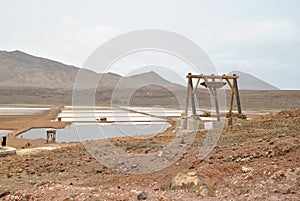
186,74,239,79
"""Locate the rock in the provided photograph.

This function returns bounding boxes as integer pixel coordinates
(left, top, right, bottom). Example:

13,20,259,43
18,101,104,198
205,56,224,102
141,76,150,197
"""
28,169,35,175
59,168,65,172
158,195,171,201
137,191,147,200
16,168,23,173
242,166,252,173
7,172,12,178
0,191,9,198
162,170,215,197
63,197,75,201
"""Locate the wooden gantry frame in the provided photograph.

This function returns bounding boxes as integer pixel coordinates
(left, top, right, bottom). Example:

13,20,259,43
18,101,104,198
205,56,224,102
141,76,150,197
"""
184,73,244,121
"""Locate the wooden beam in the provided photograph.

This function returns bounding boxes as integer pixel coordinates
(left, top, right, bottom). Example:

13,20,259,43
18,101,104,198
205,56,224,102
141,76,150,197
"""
190,77,197,116
229,81,235,115
233,74,242,115
193,77,201,93
225,78,236,95
186,74,239,79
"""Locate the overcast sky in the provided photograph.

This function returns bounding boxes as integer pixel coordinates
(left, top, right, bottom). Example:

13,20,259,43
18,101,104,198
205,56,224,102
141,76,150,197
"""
0,0,299,89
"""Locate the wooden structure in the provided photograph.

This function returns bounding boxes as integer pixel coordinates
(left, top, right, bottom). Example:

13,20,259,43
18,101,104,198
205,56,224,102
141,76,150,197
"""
46,129,56,143
184,73,245,121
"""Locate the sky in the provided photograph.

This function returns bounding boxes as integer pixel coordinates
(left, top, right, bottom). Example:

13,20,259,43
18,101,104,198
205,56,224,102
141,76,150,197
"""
0,0,299,89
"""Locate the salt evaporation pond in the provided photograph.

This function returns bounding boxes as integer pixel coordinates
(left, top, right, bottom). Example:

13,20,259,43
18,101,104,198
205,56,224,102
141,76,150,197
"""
17,123,171,143
0,107,50,115
0,130,13,137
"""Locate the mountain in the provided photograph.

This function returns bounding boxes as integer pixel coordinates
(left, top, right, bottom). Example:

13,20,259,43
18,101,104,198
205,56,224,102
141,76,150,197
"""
228,71,279,90
0,50,182,90
115,71,184,89
0,50,96,88
2,50,293,108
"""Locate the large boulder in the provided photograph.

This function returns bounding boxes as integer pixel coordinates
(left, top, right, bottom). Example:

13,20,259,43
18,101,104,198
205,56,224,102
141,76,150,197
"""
161,170,215,197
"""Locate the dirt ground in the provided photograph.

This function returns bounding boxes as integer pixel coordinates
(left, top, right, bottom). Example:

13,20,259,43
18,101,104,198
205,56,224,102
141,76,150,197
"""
0,109,299,200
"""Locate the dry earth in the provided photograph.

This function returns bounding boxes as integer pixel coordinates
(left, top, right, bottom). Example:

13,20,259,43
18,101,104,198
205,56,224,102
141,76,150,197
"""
0,109,299,200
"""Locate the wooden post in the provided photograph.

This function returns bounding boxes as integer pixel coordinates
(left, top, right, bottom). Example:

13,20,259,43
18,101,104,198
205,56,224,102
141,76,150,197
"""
229,90,234,115
53,130,56,143
184,73,191,117
211,75,220,121
233,74,242,115
229,80,235,115
190,76,197,116
46,131,50,143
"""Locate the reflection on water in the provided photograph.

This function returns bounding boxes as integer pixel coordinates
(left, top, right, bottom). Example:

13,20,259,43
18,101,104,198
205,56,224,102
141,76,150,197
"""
18,123,171,143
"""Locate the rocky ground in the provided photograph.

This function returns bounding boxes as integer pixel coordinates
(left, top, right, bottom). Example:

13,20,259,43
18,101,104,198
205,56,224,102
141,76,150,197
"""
0,109,299,200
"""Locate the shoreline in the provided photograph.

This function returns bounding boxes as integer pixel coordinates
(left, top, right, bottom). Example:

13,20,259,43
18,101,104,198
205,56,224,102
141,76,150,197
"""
0,105,70,148
0,105,176,148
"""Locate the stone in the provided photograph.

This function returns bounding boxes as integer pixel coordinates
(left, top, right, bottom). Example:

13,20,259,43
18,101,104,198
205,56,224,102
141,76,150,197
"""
158,195,171,201
7,172,12,178
16,168,23,173
63,197,75,201
137,191,147,200
242,166,252,173
28,169,36,175
162,170,215,197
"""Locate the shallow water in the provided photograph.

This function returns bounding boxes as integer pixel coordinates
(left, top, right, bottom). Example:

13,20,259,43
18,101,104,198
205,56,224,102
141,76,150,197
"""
17,123,171,143
0,130,13,137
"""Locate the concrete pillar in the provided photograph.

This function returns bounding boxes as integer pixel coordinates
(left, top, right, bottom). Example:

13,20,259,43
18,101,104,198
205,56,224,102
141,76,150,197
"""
187,118,204,131
176,118,187,131
2,136,7,146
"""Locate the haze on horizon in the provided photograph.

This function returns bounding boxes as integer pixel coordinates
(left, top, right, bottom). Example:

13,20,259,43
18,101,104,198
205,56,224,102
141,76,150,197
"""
0,0,299,89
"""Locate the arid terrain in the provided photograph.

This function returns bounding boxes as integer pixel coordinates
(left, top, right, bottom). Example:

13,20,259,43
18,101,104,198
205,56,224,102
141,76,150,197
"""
0,108,299,200
0,50,299,201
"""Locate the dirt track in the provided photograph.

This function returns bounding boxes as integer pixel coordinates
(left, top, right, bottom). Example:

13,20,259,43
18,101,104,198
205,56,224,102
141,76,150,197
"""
0,109,299,200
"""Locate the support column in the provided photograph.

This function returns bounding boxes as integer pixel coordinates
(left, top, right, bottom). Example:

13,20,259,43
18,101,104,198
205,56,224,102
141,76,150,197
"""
184,73,191,117
211,75,220,121
233,74,242,115
190,76,197,117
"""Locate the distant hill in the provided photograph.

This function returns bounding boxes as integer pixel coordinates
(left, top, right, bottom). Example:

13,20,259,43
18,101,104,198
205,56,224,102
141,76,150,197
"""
0,50,182,90
1,50,295,109
116,71,184,89
228,71,279,90
0,50,84,88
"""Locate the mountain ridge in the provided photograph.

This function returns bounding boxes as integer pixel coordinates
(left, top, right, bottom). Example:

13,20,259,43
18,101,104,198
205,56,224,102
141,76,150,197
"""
0,50,182,90
0,50,281,91
228,70,279,90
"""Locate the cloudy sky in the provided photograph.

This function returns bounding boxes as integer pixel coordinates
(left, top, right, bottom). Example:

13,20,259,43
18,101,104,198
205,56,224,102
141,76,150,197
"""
0,0,299,89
